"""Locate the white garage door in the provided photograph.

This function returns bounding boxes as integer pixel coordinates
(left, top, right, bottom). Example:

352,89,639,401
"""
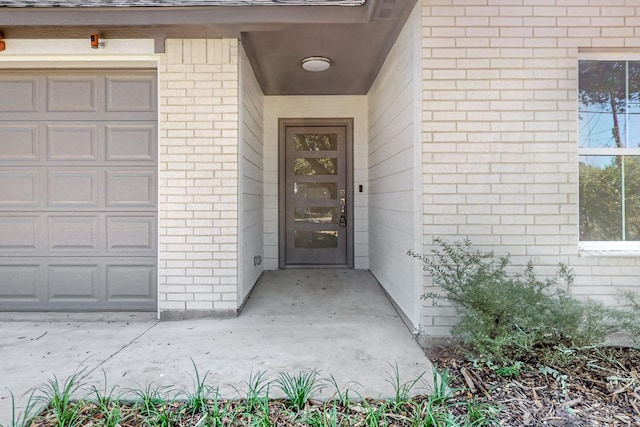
0,69,157,311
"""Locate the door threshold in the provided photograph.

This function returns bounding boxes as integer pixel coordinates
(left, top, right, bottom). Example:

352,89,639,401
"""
282,264,350,269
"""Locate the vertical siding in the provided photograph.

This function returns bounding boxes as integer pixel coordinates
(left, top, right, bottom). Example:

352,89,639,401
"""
420,0,640,336
239,44,265,302
368,3,422,329
158,39,240,317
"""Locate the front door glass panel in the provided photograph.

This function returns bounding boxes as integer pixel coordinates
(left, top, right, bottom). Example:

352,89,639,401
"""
293,182,338,200
294,231,339,248
295,133,338,151
294,207,339,224
294,158,338,175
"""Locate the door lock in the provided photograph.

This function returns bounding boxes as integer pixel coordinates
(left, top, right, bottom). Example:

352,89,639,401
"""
339,189,347,228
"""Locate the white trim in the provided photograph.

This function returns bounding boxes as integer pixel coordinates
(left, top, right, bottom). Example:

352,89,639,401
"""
578,51,640,61
580,249,640,257
410,1,423,333
237,43,245,308
579,241,640,255
0,39,155,56
579,148,640,156
156,66,162,321
0,39,158,69
0,58,158,68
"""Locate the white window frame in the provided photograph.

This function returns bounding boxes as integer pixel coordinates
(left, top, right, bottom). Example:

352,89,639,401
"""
578,54,640,253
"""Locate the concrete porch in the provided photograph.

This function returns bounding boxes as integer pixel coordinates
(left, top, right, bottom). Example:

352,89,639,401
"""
0,269,433,424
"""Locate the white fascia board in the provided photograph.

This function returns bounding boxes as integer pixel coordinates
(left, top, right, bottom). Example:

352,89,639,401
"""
0,39,158,68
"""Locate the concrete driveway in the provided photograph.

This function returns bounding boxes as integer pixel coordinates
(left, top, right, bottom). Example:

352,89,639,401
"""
0,269,433,425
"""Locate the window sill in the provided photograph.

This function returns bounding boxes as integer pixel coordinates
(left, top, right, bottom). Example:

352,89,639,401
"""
579,248,640,257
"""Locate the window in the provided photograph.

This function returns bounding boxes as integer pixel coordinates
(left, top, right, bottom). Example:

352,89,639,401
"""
579,60,640,246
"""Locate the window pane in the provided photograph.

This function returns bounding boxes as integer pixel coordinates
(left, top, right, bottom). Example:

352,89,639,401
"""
293,183,337,199
624,156,640,240
294,133,338,151
579,155,623,241
294,231,338,248
626,61,640,149
294,207,338,224
294,158,337,175
578,61,626,149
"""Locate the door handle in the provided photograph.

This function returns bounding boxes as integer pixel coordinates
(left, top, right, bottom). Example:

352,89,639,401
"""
339,189,347,228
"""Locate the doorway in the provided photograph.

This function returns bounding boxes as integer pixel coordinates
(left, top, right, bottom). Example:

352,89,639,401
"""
279,119,353,268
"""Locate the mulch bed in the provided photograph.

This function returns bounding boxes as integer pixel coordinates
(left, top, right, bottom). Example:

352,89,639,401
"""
426,344,640,426
22,345,640,426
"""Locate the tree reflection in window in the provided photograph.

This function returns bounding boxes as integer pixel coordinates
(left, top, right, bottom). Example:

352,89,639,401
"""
294,158,337,175
294,133,338,151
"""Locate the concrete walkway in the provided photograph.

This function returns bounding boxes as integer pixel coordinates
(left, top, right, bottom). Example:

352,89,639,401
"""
0,269,433,425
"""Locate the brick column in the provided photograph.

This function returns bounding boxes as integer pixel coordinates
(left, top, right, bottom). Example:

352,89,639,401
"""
158,39,239,318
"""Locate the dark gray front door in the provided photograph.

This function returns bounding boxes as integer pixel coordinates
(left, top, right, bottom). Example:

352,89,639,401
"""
279,119,353,267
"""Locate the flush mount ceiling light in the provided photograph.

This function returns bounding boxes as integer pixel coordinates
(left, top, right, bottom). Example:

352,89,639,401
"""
301,56,331,72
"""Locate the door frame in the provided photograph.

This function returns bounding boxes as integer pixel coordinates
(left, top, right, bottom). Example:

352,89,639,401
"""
278,118,354,268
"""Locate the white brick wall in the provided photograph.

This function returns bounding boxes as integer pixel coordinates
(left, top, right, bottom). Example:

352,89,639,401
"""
158,39,240,318
420,0,640,336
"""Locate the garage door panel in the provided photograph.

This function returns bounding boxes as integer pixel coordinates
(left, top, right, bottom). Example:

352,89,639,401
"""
106,170,156,207
0,213,155,257
48,216,100,253
106,124,156,162
0,216,41,252
107,216,155,252
106,264,156,301
0,77,39,113
48,169,99,208
48,264,100,302
47,124,98,162
0,69,157,312
0,264,41,301
0,258,156,310
106,75,156,113
0,171,41,208
0,125,39,162
47,75,98,113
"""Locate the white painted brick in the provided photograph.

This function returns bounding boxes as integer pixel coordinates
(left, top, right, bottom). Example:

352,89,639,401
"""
161,301,187,310
214,301,237,310
186,301,215,310
422,15,456,27
159,39,240,315
556,16,590,27
419,0,640,337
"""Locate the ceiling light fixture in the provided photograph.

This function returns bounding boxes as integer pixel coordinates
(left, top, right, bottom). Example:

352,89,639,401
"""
301,56,331,72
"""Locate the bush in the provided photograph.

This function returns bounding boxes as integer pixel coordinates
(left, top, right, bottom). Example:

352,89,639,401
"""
409,238,638,366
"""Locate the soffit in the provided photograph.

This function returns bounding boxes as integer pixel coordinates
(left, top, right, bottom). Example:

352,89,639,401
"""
0,0,416,95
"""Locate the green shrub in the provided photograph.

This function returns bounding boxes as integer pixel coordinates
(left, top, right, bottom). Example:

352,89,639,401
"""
409,238,638,366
